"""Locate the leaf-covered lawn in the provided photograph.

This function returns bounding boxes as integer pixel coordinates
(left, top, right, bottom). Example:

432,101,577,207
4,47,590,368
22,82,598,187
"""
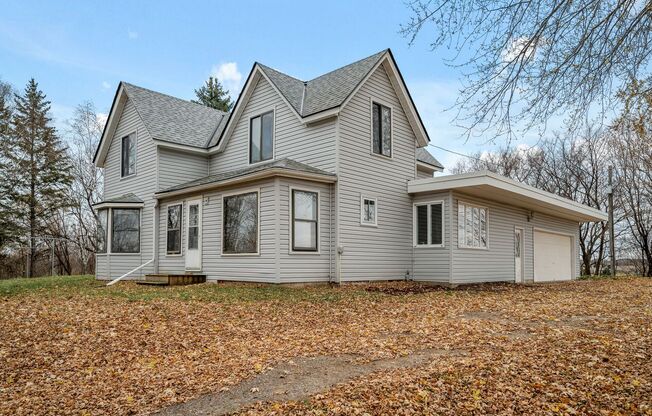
1,276,650,415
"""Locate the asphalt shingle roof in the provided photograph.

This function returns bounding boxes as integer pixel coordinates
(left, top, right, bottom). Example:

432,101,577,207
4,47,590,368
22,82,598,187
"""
258,50,387,117
94,193,143,205
123,83,228,148
157,158,336,194
416,148,444,170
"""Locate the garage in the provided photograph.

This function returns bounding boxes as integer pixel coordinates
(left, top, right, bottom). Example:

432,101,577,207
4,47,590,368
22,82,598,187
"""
534,230,573,281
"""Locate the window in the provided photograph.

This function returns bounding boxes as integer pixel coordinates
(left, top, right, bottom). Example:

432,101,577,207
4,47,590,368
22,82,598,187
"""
188,204,199,250
361,197,377,226
223,191,259,254
292,190,318,252
121,134,136,177
414,201,444,247
458,202,487,248
166,204,182,255
97,209,108,253
372,102,391,157
249,111,274,164
111,208,140,253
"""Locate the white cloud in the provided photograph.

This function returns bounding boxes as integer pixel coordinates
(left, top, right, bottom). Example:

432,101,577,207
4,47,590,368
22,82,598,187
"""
101,81,111,90
128,30,139,40
210,62,243,95
96,113,109,129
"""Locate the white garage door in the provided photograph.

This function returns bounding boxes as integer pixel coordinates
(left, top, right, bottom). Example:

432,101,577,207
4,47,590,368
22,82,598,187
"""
534,230,573,282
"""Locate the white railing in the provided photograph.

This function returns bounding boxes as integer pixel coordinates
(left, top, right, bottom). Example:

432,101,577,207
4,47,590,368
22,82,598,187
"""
106,258,154,286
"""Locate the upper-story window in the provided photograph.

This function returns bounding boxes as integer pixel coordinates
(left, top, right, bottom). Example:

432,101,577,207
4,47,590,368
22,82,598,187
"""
121,133,136,177
249,111,274,164
372,102,391,157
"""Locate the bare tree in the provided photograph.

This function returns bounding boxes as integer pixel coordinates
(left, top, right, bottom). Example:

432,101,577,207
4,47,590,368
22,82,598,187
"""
451,128,612,275
65,102,104,274
611,79,652,276
402,0,652,141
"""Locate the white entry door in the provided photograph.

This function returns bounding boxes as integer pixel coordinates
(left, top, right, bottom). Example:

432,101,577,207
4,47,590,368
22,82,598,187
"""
514,228,523,283
185,199,202,271
534,230,572,281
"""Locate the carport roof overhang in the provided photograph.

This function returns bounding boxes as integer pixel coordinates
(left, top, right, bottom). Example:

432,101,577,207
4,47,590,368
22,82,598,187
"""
408,170,607,222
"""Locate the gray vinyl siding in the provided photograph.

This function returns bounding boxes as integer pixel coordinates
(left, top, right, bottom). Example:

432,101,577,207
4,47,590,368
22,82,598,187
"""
337,64,417,281
158,148,208,191
450,192,527,284
278,178,333,283
209,77,337,175
416,168,433,180
412,191,451,282
96,98,156,280
449,191,581,284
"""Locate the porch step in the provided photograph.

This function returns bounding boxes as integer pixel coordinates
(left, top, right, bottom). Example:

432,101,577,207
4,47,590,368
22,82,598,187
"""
137,274,207,286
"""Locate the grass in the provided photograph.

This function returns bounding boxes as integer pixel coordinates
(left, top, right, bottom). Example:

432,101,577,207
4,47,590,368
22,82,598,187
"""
0,274,371,303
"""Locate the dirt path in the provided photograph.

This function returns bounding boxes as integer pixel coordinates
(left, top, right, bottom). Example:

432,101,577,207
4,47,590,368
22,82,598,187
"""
154,348,466,416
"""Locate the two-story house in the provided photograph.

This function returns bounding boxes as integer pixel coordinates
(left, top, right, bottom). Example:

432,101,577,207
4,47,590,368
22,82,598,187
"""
93,49,606,285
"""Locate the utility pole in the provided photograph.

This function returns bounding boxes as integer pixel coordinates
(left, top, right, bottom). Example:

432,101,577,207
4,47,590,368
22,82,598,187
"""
608,165,616,277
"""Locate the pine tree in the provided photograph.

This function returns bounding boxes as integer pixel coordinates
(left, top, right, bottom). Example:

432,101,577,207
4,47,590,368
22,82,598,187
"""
5,79,73,277
192,76,233,112
0,80,17,250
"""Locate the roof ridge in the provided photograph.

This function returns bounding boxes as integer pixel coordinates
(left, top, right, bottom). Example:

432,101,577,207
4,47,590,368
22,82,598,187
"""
122,81,229,115
306,49,388,83
256,63,306,83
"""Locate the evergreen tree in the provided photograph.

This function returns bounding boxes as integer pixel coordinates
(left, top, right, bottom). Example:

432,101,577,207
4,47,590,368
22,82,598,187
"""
192,76,233,112
5,79,72,277
0,80,17,249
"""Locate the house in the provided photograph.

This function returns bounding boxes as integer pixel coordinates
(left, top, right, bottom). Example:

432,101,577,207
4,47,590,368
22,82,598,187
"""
92,49,607,285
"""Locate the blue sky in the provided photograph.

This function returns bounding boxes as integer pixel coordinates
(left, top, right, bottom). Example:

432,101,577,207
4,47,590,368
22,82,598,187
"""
0,0,555,169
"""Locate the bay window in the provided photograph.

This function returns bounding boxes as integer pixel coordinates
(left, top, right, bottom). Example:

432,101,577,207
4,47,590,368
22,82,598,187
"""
223,191,259,254
458,202,487,248
97,209,108,253
111,209,141,253
292,189,318,252
414,201,444,247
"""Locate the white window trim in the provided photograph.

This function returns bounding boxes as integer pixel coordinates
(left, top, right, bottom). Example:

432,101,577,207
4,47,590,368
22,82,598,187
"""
105,207,142,255
247,107,276,166
165,202,183,257
120,131,137,179
221,187,261,256
413,200,445,248
369,97,394,160
289,186,320,254
457,200,489,250
360,195,378,227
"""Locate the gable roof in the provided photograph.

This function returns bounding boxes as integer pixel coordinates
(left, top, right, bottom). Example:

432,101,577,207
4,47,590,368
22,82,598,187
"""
93,82,228,166
122,83,228,148
416,148,444,170
94,49,436,168
258,50,387,117
212,49,431,152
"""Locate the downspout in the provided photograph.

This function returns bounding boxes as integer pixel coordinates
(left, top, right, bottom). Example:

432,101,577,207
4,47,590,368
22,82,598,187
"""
107,200,158,286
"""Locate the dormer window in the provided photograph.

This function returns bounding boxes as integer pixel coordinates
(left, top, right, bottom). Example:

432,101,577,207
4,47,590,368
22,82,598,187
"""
249,111,274,164
372,102,391,157
121,133,136,177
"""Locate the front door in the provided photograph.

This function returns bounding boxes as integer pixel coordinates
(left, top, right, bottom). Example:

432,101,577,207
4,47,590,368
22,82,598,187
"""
514,227,523,283
185,199,202,271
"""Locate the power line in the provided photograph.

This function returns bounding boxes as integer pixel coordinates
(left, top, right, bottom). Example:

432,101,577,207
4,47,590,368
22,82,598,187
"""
427,143,490,165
